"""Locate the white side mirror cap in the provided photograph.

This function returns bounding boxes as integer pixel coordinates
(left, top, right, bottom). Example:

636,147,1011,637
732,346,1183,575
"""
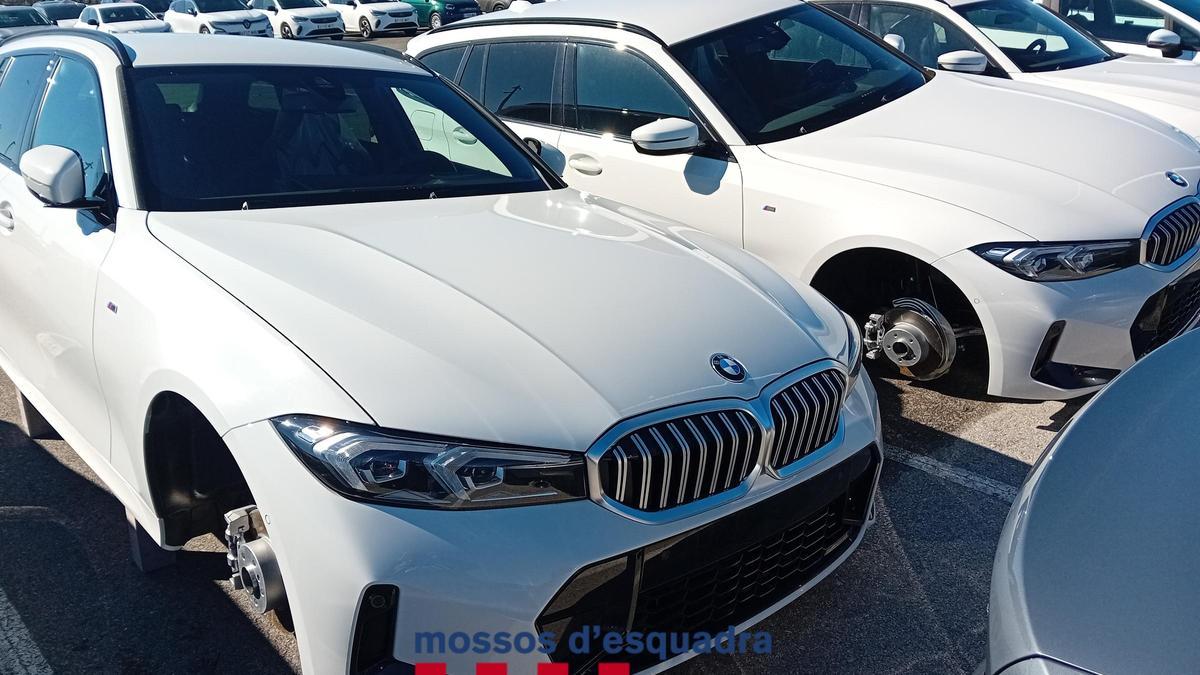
937,50,988,74
509,0,532,10
20,145,86,207
1148,28,1183,57
631,118,700,156
883,33,905,53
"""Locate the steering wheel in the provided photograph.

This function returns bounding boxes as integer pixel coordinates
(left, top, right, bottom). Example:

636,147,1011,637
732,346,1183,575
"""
1025,38,1048,55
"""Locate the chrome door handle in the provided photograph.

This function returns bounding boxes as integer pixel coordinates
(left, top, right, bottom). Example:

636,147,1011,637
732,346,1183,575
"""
568,154,603,176
0,202,14,232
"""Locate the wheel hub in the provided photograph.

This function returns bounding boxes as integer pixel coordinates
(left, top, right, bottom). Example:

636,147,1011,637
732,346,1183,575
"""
864,298,956,381
225,506,286,615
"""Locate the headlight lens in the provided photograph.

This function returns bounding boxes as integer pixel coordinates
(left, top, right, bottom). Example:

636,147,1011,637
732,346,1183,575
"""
295,15,309,21
274,415,587,508
972,240,1139,281
371,8,387,13
841,310,864,389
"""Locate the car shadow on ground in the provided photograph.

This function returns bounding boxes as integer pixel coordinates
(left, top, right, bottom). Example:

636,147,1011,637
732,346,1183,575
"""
0,419,297,674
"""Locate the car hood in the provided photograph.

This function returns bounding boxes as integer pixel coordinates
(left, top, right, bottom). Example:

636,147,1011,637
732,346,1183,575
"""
148,190,846,450
105,18,170,32
990,330,1200,674
284,6,339,19
204,9,263,21
758,72,1200,242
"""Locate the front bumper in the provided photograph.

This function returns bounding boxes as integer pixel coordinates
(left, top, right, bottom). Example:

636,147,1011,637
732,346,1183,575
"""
293,20,344,37
213,24,272,36
371,15,417,31
935,248,1200,400
222,374,882,674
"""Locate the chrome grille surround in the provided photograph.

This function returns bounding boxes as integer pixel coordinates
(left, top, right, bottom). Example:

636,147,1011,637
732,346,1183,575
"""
1143,197,1200,270
586,360,849,524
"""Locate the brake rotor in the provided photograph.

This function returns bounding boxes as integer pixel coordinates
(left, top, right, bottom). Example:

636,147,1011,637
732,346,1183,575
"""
864,298,957,381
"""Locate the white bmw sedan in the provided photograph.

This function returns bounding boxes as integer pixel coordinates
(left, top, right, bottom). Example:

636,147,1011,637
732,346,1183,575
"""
0,32,880,675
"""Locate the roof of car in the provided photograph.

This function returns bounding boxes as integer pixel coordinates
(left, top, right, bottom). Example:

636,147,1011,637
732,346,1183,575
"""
449,0,800,45
2,32,428,73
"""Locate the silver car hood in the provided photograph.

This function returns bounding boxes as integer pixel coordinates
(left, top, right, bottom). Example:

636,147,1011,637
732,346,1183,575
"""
149,190,845,450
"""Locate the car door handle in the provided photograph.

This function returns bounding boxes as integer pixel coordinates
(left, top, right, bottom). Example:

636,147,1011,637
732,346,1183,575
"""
0,202,14,232
568,154,603,176
451,126,478,145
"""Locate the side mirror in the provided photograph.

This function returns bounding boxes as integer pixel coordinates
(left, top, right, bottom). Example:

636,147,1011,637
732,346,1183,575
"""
631,118,700,156
267,5,277,11
1148,28,1183,58
883,33,906,53
188,7,197,14
937,49,988,74
20,145,86,207
523,136,542,155
86,17,99,24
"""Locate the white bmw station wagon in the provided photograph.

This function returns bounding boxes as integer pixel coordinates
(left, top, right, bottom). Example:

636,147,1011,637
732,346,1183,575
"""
0,31,880,674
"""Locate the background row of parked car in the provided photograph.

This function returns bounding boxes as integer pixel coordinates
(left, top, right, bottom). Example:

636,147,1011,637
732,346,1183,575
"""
0,0,483,38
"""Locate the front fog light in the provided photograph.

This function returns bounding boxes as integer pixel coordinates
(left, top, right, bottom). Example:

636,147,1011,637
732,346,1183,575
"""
274,416,587,508
972,240,1138,281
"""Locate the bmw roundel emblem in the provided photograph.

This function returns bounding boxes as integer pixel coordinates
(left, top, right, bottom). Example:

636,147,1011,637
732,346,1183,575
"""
710,353,746,382
1167,171,1189,188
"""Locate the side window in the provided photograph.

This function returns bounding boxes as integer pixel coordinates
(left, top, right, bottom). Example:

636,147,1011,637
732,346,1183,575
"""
867,4,983,68
31,57,109,199
458,44,484,99
481,42,558,125
772,14,871,65
0,54,52,166
1067,0,1167,43
822,3,857,19
571,43,693,138
420,46,468,81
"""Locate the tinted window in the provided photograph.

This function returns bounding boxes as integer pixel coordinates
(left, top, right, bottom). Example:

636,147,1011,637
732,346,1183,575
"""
572,43,692,137
482,42,557,124
1065,0,1167,43
671,5,926,144
958,0,1115,71
127,65,549,211
100,5,155,21
0,55,52,164
420,46,467,81
31,58,110,199
458,44,484,99
37,4,84,20
823,3,855,18
867,4,982,68
0,8,51,27
195,0,249,12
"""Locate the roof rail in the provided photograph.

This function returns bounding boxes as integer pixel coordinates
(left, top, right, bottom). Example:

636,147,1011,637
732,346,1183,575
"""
0,28,134,67
428,16,666,46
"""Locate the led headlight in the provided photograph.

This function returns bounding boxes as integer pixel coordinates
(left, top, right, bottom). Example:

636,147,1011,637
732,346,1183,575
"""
371,8,387,13
972,240,1139,282
841,310,864,389
274,416,587,508
295,15,309,21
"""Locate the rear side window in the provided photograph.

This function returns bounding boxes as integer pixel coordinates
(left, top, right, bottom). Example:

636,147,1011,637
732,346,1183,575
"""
458,44,484,99
481,42,558,124
572,43,692,138
30,57,110,199
421,46,467,81
0,54,52,165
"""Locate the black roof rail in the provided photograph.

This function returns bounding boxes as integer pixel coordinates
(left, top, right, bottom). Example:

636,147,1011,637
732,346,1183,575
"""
428,16,667,46
0,28,134,67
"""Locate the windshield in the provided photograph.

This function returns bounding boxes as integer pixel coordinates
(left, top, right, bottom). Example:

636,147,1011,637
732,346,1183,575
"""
36,3,82,20
138,0,170,13
278,0,323,8
0,8,52,26
955,0,1116,71
127,66,550,211
194,0,250,12
358,0,393,5
670,5,927,145
100,5,155,21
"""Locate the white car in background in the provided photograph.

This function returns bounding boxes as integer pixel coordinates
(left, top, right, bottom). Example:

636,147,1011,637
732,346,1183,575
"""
0,30,880,675
411,0,1200,401
163,0,272,35
78,3,172,33
819,0,1200,139
1040,0,1200,61
249,0,344,39
326,0,417,38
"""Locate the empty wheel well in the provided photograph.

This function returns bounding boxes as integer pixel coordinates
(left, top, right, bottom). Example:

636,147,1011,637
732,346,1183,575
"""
144,393,252,548
811,248,982,332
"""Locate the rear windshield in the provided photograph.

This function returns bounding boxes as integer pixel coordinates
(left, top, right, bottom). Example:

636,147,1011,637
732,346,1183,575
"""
126,65,550,211
0,8,52,26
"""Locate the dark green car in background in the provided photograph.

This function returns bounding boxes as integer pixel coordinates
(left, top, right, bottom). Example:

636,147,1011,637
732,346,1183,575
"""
405,0,479,28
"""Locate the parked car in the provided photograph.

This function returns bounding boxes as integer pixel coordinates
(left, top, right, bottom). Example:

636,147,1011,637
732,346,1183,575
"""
819,0,1200,140
324,0,413,37
1041,0,1200,60
248,0,344,39
984,327,1200,675
32,0,85,26
410,0,1200,402
405,0,478,29
0,5,54,38
163,0,272,35
102,0,172,18
477,0,539,13
79,3,173,33
0,31,881,675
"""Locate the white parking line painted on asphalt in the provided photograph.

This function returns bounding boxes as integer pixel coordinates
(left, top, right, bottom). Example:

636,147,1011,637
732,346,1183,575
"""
886,446,1019,503
0,587,52,675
